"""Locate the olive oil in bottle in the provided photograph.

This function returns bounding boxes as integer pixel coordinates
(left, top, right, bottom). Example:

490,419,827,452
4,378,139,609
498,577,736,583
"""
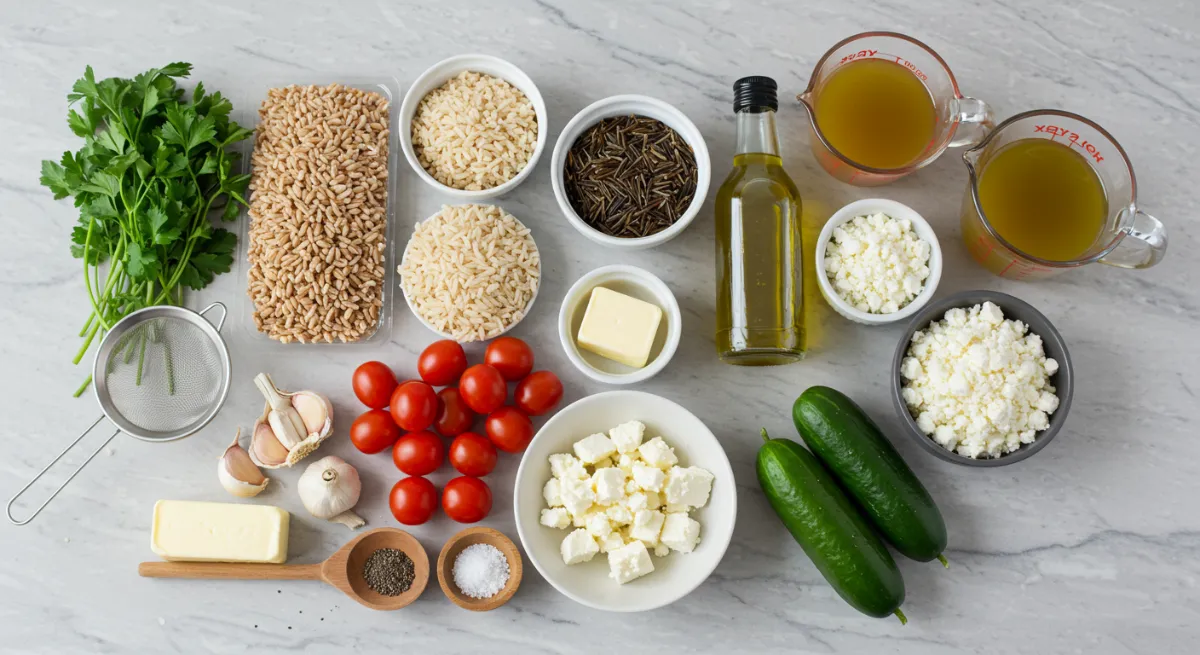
715,76,805,365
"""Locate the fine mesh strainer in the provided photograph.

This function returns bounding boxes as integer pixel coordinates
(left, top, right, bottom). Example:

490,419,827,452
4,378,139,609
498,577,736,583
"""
7,303,231,525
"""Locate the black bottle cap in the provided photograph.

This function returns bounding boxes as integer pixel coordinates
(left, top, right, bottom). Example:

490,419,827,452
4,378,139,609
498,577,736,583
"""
734,76,778,112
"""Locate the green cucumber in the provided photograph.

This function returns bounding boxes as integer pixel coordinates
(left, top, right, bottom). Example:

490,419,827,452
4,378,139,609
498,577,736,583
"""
793,386,948,564
757,429,906,622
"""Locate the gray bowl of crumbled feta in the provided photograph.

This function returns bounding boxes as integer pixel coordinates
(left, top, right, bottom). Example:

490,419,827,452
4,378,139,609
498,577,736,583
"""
891,290,1073,466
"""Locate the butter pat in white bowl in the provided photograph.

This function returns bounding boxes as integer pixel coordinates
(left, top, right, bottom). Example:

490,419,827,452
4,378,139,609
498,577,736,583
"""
558,265,681,385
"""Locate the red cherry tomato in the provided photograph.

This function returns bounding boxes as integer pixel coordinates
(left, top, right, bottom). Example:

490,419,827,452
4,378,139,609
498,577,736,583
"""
389,380,438,431
389,476,438,525
442,476,492,523
514,370,563,416
418,340,469,387
485,406,534,453
392,430,445,476
459,364,507,414
448,432,497,477
484,336,534,381
435,387,475,437
352,361,398,409
349,409,401,454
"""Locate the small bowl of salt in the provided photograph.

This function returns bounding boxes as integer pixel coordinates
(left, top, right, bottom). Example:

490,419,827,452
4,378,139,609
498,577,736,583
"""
437,527,523,611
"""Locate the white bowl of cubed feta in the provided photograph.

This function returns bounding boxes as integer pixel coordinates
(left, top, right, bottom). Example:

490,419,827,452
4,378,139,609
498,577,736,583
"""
815,198,942,325
513,390,737,612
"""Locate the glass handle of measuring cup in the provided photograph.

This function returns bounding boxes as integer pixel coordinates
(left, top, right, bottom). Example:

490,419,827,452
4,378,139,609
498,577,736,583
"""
948,97,994,148
1099,210,1168,269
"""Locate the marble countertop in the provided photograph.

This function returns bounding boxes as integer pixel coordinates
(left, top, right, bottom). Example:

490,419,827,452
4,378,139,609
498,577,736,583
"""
2,1,1197,653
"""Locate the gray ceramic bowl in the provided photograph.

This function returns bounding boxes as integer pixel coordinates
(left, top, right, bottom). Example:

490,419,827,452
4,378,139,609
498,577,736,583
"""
890,290,1073,467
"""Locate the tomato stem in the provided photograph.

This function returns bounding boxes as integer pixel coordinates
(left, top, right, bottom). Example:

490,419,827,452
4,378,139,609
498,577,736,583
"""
894,608,908,625
760,427,771,443
937,554,949,568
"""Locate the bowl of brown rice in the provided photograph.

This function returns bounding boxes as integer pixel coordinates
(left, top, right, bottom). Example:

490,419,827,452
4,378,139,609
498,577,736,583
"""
399,204,541,343
400,55,547,199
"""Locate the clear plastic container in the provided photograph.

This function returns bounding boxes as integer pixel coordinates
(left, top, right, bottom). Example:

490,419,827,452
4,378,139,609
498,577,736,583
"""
232,76,400,348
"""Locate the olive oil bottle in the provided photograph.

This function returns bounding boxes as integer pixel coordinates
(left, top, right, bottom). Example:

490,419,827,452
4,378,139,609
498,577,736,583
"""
715,76,805,365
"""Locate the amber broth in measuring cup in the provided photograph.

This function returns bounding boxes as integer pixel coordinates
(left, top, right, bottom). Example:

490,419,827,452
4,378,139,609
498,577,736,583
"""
961,109,1168,279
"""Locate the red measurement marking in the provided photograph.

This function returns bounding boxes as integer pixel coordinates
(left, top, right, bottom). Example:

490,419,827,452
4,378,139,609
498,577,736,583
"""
1033,125,1105,163
837,49,878,65
999,259,1018,277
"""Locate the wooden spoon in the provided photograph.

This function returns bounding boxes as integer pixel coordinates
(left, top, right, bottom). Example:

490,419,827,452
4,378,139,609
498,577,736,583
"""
138,527,429,611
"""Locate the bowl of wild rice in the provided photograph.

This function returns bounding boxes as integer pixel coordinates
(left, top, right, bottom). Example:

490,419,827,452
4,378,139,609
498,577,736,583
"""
551,95,711,250
399,204,541,343
400,55,547,199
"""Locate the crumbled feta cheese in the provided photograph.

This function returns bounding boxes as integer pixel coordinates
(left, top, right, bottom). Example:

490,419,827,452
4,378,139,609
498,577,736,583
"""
540,507,571,529
561,528,600,565
574,433,617,464
627,490,661,512
585,511,613,538
660,513,701,553
824,212,931,314
592,457,614,469
638,437,678,469
631,463,666,492
607,541,654,584
901,301,1060,458
653,544,670,557
605,504,633,525
598,531,626,553
662,466,714,508
560,476,595,517
609,421,645,453
591,468,626,505
543,478,562,508
617,453,639,471
549,453,588,480
624,479,640,494
630,509,665,545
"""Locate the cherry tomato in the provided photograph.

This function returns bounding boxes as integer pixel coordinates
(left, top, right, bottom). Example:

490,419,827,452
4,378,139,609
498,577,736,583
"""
514,370,563,416
435,387,475,437
392,430,445,476
442,476,492,523
459,364,507,414
418,340,469,387
352,361,398,409
349,409,401,454
484,336,534,381
389,476,438,525
448,432,497,477
485,406,534,453
389,380,438,431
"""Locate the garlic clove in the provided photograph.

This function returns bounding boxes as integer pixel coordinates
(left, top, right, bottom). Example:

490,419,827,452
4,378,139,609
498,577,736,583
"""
297,456,364,530
291,391,333,437
219,429,269,497
249,417,290,469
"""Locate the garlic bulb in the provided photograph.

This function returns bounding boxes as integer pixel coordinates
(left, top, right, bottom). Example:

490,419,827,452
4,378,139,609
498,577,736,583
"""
297,456,365,530
249,373,334,469
218,428,269,497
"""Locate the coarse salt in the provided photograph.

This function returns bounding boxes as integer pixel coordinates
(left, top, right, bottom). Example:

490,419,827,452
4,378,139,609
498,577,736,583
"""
452,543,510,599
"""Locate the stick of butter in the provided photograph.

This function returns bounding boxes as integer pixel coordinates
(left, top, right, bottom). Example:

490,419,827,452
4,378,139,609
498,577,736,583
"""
577,286,663,369
151,500,290,564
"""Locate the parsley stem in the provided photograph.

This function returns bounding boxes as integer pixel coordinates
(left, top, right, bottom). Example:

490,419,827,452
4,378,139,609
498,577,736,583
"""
74,319,101,365
73,376,92,398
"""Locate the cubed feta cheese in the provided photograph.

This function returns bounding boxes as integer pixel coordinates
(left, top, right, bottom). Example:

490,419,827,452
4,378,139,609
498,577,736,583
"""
617,452,639,472
542,478,562,508
631,462,666,492
599,531,625,553
653,543,670,557
561,528,600,565
560,476,595,517
638,437,678,469
606,504,633,525
609,421,645,454
549,453,588,480
660,512,701,553
629,509,665,545
662,466,714,508
591,468,626,505
607,541,654,584
574,433,617,464
627,491,661,512
663,503,689,514
585,511,613,538
592,457,614,469
624,479,640,494
540,507,571,529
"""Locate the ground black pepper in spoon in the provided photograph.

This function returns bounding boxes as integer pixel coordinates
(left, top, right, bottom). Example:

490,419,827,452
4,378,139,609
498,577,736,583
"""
362,548,415,597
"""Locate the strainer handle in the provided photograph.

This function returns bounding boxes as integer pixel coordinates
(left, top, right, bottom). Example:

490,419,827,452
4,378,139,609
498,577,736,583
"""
6,415,120,526
199,302,227,331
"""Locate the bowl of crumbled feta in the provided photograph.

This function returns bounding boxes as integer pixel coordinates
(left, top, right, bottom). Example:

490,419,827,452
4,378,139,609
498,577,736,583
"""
513,390,736,611
816,199,942,325
892,291,1074,465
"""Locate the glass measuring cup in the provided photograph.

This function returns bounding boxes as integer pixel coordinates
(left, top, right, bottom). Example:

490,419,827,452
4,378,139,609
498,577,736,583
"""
961,109,1168,280
796,32,993,186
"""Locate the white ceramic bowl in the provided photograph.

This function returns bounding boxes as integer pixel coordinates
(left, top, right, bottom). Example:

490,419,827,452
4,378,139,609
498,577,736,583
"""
814,198,943,325
514,391,737,612
399,54,548,199
550,95,711,250
557,265,681,385
399,206,540,342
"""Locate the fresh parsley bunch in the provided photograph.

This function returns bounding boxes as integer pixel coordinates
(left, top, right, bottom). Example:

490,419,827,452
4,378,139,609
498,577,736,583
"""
40,63,252,395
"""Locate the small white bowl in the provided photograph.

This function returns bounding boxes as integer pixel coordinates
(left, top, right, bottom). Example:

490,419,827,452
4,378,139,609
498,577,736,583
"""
400,206,540,342
558,265,681,384
814,198,943,325
550,95,711,250
513,390,737,612
399,54,548,199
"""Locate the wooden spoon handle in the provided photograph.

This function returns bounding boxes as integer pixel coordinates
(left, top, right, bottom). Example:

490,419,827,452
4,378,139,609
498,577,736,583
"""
138,561,322,581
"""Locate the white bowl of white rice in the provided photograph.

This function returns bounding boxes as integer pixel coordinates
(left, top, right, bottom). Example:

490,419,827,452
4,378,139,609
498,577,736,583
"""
400,54,548,199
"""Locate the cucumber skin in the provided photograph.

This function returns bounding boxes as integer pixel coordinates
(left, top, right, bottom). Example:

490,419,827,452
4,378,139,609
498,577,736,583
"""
757,436,905,619
794,386,948,562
